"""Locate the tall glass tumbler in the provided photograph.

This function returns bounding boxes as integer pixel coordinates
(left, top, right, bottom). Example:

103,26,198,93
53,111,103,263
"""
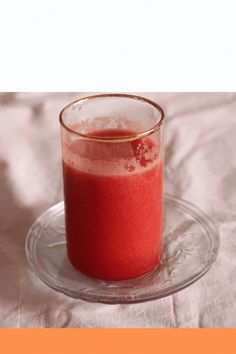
59,94,165,280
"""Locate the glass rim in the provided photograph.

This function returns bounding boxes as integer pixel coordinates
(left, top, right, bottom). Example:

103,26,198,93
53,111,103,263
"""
59,93,165,142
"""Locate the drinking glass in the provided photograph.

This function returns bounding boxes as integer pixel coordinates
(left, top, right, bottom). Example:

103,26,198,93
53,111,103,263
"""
59,94,164,280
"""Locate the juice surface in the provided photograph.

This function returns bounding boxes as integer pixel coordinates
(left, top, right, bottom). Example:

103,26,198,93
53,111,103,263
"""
63,129,163,280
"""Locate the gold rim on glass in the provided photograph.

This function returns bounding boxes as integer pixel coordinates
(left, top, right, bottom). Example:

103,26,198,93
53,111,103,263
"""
59,93,165,142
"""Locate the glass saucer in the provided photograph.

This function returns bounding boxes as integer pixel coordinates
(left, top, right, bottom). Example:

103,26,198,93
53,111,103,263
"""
25,194,219,304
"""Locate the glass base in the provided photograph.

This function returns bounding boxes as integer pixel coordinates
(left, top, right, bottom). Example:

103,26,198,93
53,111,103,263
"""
25,194,219,304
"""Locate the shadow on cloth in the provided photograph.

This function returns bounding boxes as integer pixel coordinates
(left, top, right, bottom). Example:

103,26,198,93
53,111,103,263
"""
0,160,35,302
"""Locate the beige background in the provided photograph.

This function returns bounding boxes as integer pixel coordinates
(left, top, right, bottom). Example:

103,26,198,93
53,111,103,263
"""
0,92,236,327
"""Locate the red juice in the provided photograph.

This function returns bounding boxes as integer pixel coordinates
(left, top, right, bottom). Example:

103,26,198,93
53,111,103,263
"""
63,129,163,280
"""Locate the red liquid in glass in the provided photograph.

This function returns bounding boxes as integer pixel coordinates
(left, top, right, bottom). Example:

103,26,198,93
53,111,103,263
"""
63,129,163,280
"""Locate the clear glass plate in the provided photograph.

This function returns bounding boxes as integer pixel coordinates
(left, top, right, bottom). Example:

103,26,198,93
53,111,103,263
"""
25,194,219,304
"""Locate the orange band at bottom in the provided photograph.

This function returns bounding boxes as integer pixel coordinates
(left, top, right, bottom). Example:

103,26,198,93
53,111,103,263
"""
0,328,235,354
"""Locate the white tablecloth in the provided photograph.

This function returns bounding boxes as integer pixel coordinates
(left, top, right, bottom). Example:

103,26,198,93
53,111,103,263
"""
0,92,236,328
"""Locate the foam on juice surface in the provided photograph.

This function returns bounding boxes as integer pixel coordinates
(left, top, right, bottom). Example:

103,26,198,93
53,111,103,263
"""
62,128,160,176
